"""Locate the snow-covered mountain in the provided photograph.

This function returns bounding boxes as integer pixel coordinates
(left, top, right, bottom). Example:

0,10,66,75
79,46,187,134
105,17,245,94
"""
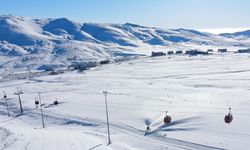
220,30,250,38
0,15,249,72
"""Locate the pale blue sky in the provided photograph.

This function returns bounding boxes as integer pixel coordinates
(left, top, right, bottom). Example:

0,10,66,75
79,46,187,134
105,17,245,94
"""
1,0,250,31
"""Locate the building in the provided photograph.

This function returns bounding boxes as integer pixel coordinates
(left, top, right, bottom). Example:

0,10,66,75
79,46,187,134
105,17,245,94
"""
207,49,213,52
237,48,250,53
175,50,183,54
218,49,227,53
185,49,209,56
70,61,97,71
151,51,166,57
167,51,174,55
100,60,110,64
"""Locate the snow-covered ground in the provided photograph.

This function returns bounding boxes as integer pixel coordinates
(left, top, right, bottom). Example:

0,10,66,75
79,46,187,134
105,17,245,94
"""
1,53,250,150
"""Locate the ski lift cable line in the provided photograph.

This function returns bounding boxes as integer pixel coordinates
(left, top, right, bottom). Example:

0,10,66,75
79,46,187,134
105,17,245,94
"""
108,102,250,110
1,97,248,115
1,92,249,116
71,101,250,111
77,92,246,108
111,104,249,112
6,102,247,119
110,99,246,108
108,96,244,106
107,107,250,116
65,103,250,116
10,90,245,109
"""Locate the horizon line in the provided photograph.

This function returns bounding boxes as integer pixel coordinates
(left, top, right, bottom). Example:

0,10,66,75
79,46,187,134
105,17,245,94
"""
1,15,249,34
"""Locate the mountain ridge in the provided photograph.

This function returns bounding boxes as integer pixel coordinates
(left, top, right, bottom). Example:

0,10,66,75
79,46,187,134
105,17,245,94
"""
220,30,250,38
0,15,249,73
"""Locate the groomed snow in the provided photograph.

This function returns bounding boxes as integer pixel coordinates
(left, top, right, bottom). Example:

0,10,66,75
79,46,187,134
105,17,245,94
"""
0,53,250,149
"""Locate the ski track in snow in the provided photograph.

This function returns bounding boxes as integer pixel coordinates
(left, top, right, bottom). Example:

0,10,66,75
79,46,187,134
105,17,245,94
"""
0,126,16,150
0,102,222,150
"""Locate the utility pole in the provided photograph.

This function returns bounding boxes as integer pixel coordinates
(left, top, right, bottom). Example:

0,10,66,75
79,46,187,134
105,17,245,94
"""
103,91,111,145
38,93,45,128
3,91,10,117
14,91,23,114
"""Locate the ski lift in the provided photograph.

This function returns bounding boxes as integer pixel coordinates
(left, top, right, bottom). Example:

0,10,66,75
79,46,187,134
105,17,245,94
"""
163,111,172,124
53,98,59,105
3,91,7,99
35,99,39,107
146,125,151,131
224,107,233,124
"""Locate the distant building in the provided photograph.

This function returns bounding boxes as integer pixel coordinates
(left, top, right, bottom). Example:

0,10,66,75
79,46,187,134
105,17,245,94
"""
70,61,97,71
100,60,110,64
237,48,250,53
175,50,183,54
207,49,213,52
49,70,60,75
218,49,227,52
167,51,174,55
151,51,166,57
185,49,209,56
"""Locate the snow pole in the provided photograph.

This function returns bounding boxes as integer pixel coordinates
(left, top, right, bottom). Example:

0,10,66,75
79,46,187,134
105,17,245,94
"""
38,92,45,128
3,91,10,117
103,91,111,145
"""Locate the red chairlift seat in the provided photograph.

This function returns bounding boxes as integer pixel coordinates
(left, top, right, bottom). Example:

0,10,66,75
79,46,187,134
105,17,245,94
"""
54,98,59,105
54,100,59,105
3,91,7,99
35,100,39,105
146,125,151,131
224,113,233,124
163,111,172,124
224,108,233,124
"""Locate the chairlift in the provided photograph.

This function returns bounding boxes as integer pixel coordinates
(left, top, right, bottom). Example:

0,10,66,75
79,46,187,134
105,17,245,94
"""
224,107,233,124
163,111,172,124
35,99,39,107
53,98,59,105
146,125,151,131
3,91,7,99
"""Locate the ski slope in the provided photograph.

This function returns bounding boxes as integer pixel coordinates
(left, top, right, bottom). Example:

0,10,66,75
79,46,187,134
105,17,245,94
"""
0,53,250,150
